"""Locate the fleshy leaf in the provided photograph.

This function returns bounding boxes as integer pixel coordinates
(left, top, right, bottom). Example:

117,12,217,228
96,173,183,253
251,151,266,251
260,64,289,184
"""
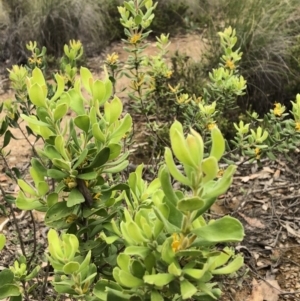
66,188,85,207
143,273,174,286
192,216,244,243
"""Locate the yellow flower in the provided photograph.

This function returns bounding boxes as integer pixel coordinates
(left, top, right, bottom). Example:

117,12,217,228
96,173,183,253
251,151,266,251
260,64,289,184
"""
168,83,180,93
273,103,285,116
93,192,101,200
171,233,192,252
255,147,261,159
176,93,191,104
65,214,78,223
207,123,217,130
225,59,235,70
106,52,119,65
69,39,82,51
295,122,300,131
129,33,142,44
172,233,184,252
217,169,224,178
165,70,173,78
130,80,138,91
28,56,42,65
193,96,202,104
64,177,77,189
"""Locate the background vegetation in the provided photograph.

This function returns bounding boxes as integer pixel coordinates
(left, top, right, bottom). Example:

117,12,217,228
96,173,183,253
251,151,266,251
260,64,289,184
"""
1,0,300,126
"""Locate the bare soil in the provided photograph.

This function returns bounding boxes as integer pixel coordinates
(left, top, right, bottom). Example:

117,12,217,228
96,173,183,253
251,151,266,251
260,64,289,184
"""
1,34,300,301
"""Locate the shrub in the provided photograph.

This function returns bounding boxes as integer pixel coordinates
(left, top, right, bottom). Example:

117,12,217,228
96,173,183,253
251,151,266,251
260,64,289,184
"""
203,0,300,114
2,1,300,300
0,2,247,300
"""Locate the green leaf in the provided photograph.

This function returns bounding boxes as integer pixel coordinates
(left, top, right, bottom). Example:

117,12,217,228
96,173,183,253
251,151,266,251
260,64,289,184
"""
117,270,144,288
212,255,244,275
195,165,236,217
37,181,49,196
63,262,80,274
68,89,85,115
92,123,106,142
170,123,196,167
0,234,6,251
51,73,65,102
134,14,143,25
21,114,50,127
117,254,130,273
47,193,58,207
210,128,225,161
54,103,68,121
201,157,219,183
30,166,44,184
80,67,93,94
127,222,147,243
105,96,123,124
0,284,20,299
164,148,190,186
44,201,75,224
18,179,36,195
180,279,197,300
108,144,121,160
94,280,123,301
25,265,40,281
2,130,12,149
104,78,113,103
131,260,145,279
110,114,132,142
106,288,130,301
32,67,46,86
44,145,62,160
159,166,180,207
83,147,110,170
143,274,174,286
76,172,97,180
73,149,88,169
168,262,181,276
92,80,106,105
9,293,22,301
175,249,203,258
28,83,47,107
67,188,85,207
124,246,151,258
198,282,221,299
177,196,205,212
153,205,180,233
89,106,97,125
37,106,50,122
183,268,206,280
0,269,14,286
55,135,69,161
74,115,90,133
161,238,175,264
52,158,71,171
151,290,164,301
31,158,47,177
52,281,76,294
104,160,128,173
16,191,43,210
47,169,69,180
192,216,244,244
